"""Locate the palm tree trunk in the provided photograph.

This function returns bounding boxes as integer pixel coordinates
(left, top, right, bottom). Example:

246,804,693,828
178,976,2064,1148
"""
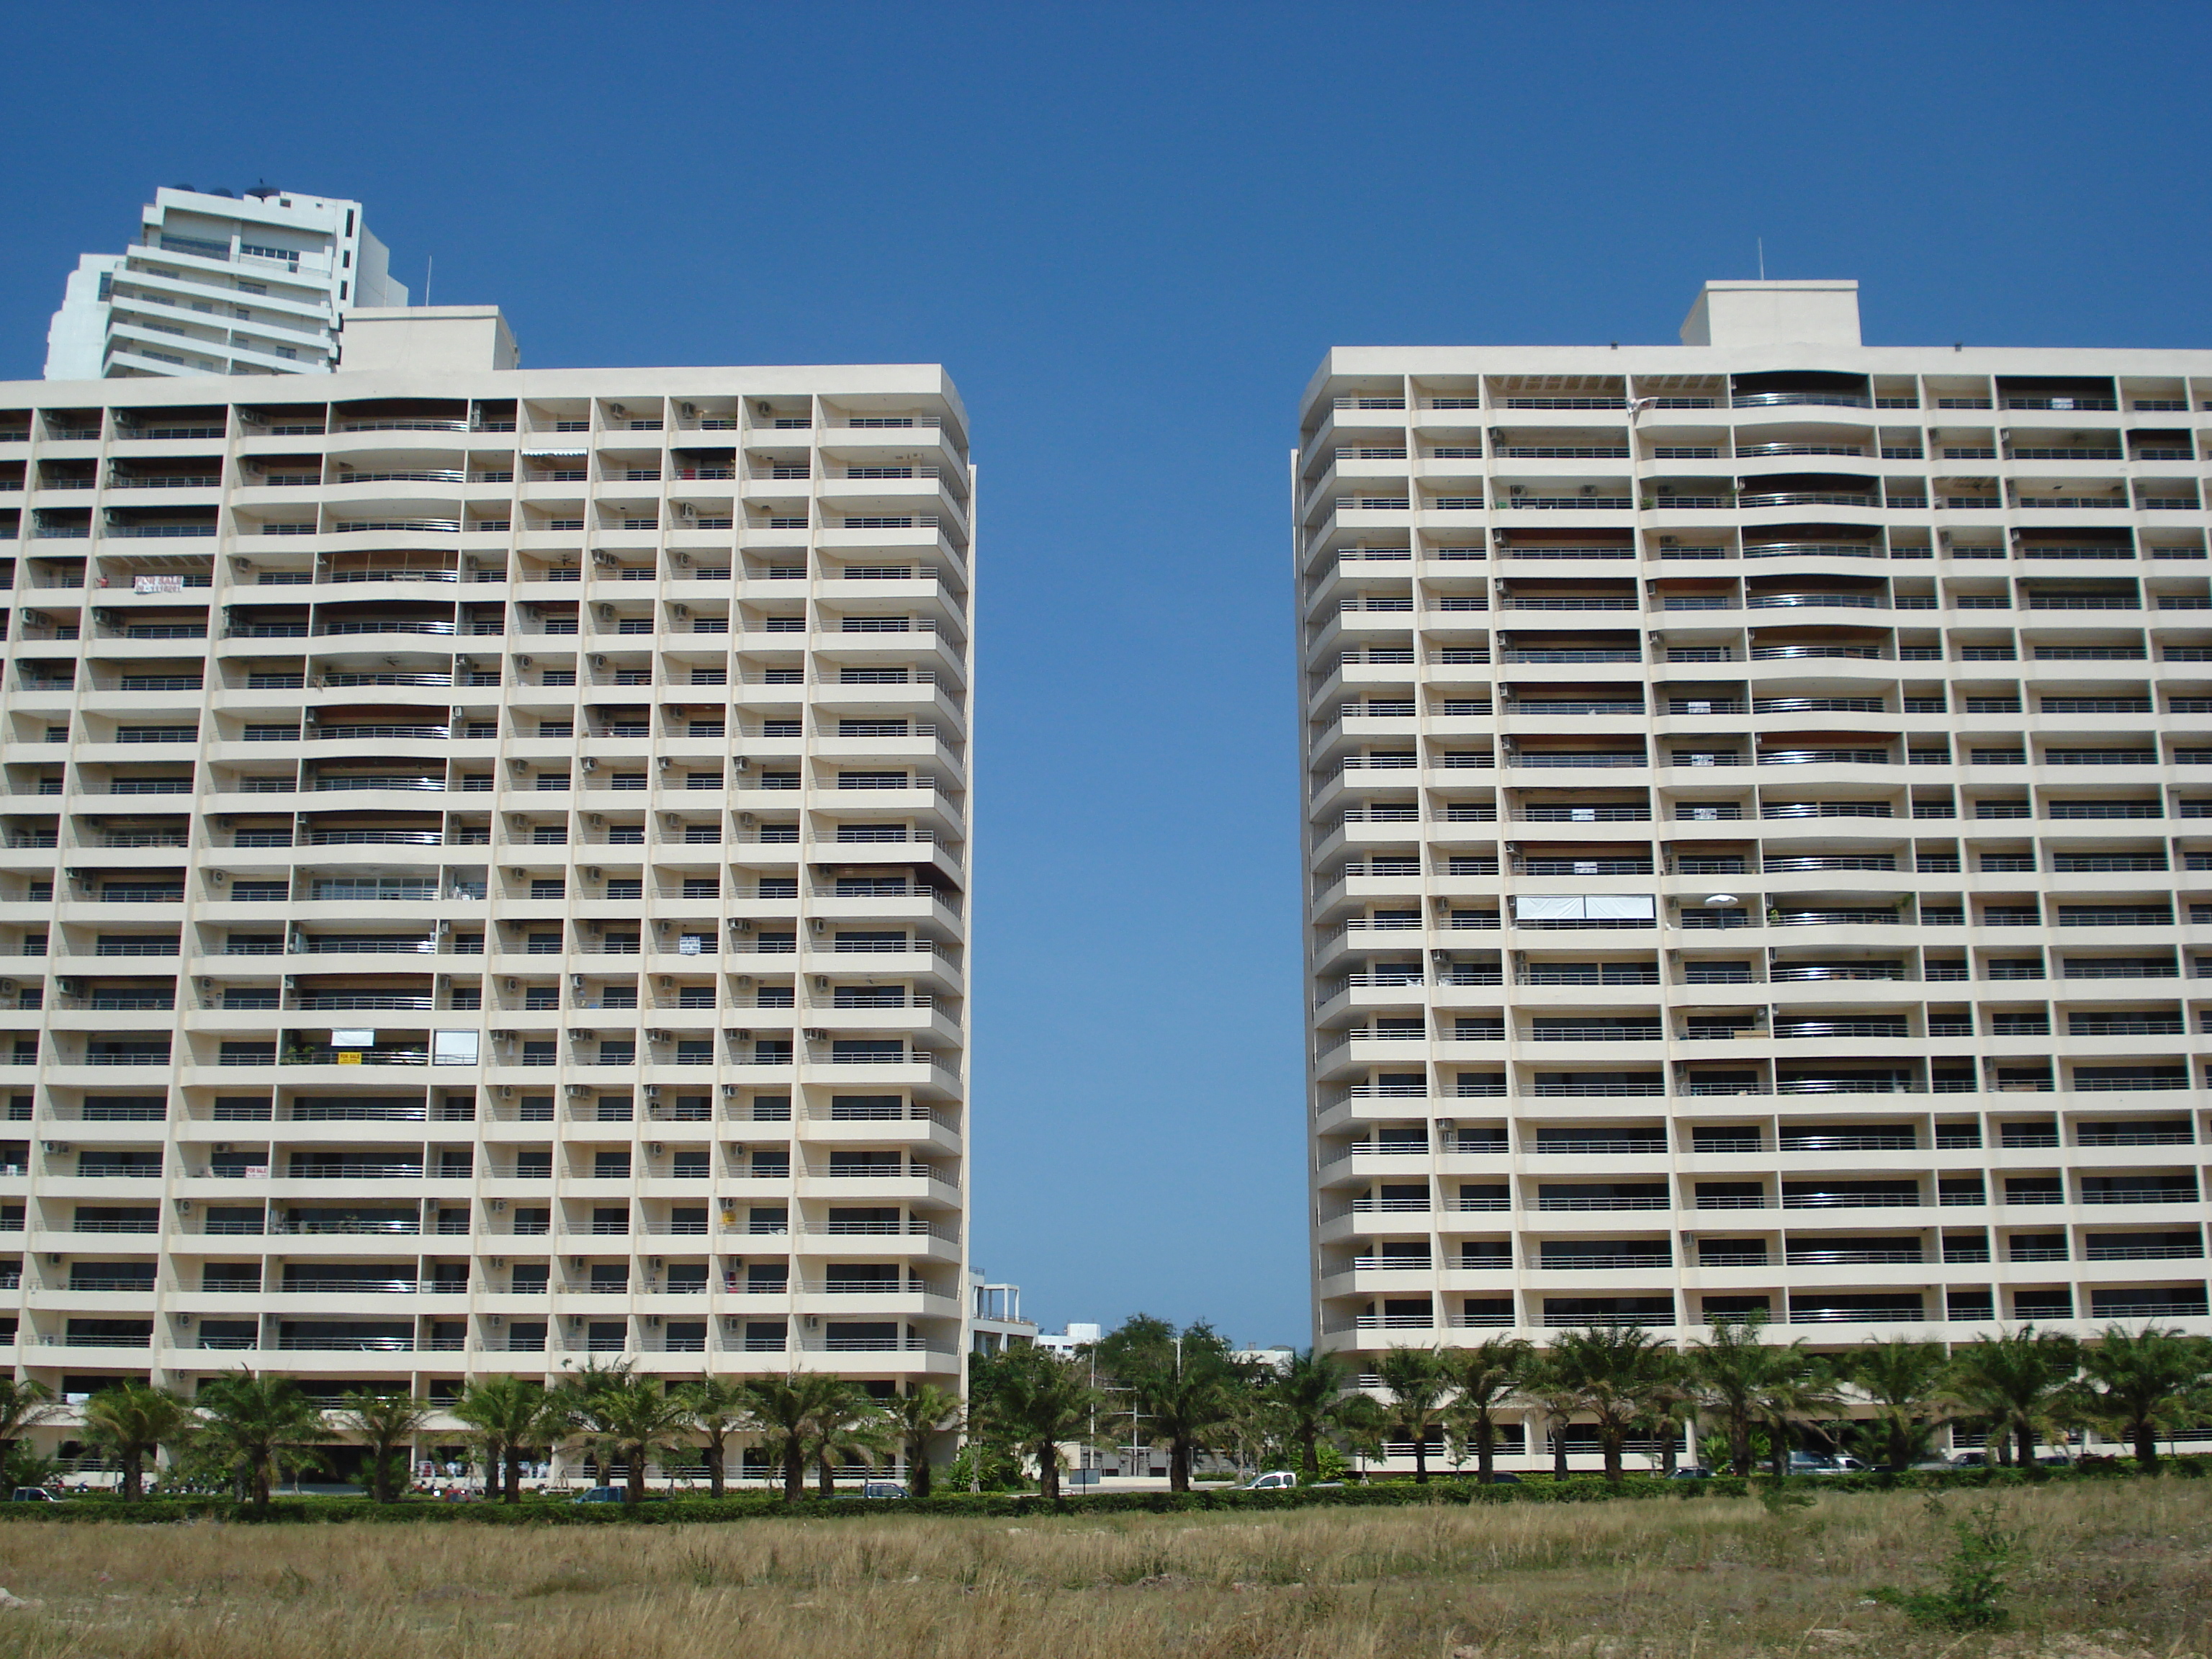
1037,1439,1059,1502
627,1450,647,1504
1768,1419,1788,1481
1730,1419,1752,1478
817,1450,835,1497
505,1448,523,1503
1300,1426,1319,1478
1551,1422,1570,1478
1602,1430,1623,1484
783,1441,806,1502
1476,1419,1495,1485
706,1436,726,1498
2134,1422,2157,1467
1412,1430,1429,1484
1170,1439,1190,1493
2015,1422,2037,1470
909,1439,932,1498
122,1453,143,1503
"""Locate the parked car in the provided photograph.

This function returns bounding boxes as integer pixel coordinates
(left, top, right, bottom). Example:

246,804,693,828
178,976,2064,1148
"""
834,1480,909,1500
1667,1467,1714,1480
1240,1471,1299,1491
1787,1453,1869,1476
9,1488,58,1503
571,1486,625,1504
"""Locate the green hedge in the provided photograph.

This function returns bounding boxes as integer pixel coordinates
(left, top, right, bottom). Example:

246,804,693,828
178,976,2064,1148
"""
3,1459,2200,1526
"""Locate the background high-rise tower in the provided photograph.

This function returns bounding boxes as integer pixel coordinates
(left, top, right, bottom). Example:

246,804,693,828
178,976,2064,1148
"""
1297,280,2212,1471
45,186,407,380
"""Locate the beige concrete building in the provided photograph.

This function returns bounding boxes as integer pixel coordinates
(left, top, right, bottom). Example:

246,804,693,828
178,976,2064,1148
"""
1298,280,2211,1465
0,313,973,1449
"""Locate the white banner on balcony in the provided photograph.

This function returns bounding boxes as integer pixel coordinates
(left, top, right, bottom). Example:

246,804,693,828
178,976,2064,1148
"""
1512,894,1582,919
1586,894,1655,920
432,1030,479,1066
132,574,184,593
1511,894,1654,920
330,1028,375,1048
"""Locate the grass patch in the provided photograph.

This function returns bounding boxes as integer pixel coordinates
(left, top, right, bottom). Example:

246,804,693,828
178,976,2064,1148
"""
0,1480,2202,1657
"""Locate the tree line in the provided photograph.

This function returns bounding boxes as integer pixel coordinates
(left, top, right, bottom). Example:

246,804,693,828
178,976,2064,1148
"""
0,1363,963,1509
2,1316,2205,1506
966,1315,2212,1491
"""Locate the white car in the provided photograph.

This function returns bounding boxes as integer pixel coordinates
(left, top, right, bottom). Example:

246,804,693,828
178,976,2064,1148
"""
1239,1470,1300,1491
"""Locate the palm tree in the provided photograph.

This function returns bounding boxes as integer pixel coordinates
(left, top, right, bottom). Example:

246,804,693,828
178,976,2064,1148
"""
1685,1311,1830,1477
1441,1336,1532,1485
332,1390,433,1503
0,1377,59,1477
1549,1325,1680,1483
738,1372,853,1501
1946,1326,2081,1470
1517,1350,1584,1478
1266,1348,1375,1479
2069,1324,2212,1468
1847,1339,1952,1473
80,1382,194,1502
884,1384,962,1497
677,1376,749,1498
1094,1317,1243,1493
970,1344,1099,1501
451,1375,559,1503
1375,1345,1450,1483
194,1371,328,1510
565,1372,695,1505
806,1382,889,1496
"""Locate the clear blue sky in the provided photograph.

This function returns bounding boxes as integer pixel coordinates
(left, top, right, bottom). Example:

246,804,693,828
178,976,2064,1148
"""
4,2,2210,1344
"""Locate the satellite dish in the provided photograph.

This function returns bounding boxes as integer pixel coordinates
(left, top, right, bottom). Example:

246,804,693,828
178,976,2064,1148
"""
1704,894,1739,906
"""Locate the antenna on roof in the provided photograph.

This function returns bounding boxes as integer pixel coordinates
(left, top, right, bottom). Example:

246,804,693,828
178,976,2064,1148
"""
1757,237,1766,281
423,255,433,307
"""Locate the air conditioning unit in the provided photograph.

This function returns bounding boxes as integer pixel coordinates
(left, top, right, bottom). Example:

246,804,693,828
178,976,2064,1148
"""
720,1084,739,1098
43,1143,68,1155
732,756,750,773
647,1030,670,1044
589,655,606,669
804,1029,827,1042
595,604,613,621
642,1084,660,1100
490,1200,505,1213
648,1146,664,1160
176,1313,192,1328
580,756,597,772
808,919,827,934
503,979,518,992
565,1084,590,1097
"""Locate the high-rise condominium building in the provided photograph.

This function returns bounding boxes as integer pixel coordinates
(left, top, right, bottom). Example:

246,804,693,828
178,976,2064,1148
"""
0,310,972,1465
1298,279,2211,1467
45,186,408,381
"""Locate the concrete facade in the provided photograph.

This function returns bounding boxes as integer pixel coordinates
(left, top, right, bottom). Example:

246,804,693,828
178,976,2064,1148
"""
1297,280,2212,1467
0,352,973,1431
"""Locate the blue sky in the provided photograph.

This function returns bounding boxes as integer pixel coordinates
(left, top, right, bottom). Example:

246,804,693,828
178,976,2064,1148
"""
4,1,2211,1344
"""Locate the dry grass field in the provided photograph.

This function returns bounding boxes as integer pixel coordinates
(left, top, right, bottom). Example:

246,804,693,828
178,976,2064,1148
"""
0,1482,2206,1659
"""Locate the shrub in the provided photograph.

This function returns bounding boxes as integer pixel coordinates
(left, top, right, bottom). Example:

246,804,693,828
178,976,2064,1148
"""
1871,1501,2016,1629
